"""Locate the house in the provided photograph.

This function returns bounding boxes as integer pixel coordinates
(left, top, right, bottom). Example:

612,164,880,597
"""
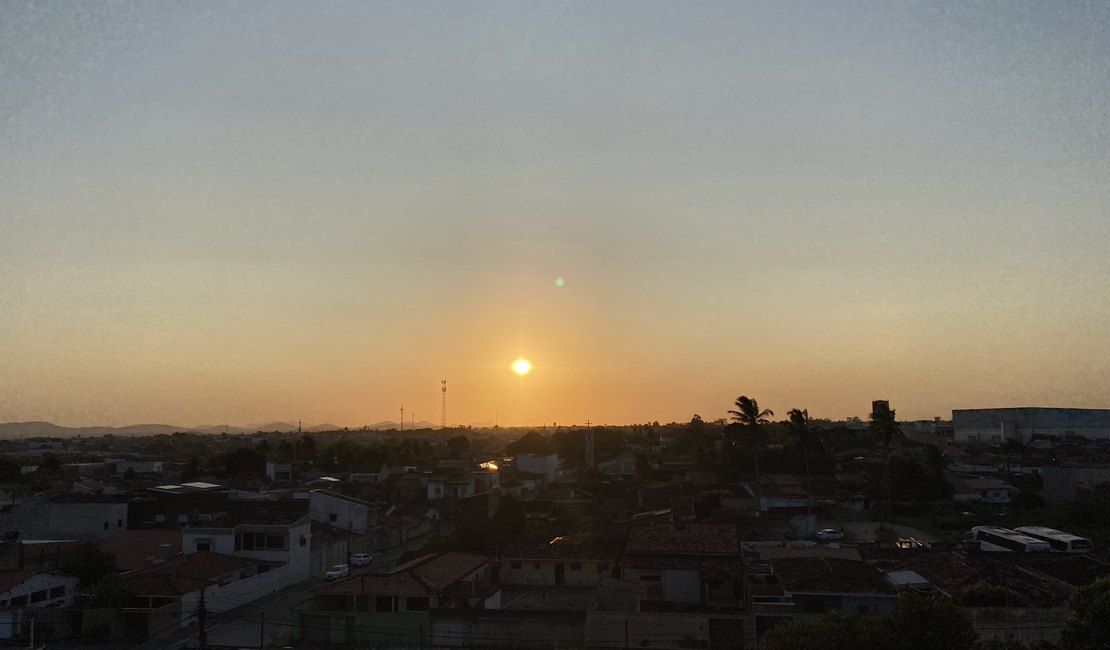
348,464,390,484
0,571,80,639
265,461,293,483
427,473,475,500
296,552,498,646
951,476,1016,503
515,454,558,483
499,540,617,587
0,498,128,540
119,551,272,632
309,490,379,534
181,512,312,588
597,452,637,479
620,523,742,606
115,460,164,475
764,556,897,615
100,529,184,571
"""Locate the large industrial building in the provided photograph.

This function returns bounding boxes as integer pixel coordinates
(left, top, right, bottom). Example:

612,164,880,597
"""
952,408,1110,443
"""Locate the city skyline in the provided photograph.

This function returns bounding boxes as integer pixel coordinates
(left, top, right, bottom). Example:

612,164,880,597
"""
2,2,1108,428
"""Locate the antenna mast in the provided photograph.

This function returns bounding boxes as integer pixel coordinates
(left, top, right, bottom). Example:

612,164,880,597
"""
400,405,404,432
441,380,447,429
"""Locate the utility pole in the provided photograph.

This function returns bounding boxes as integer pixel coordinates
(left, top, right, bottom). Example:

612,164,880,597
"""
197,586,208,650
400,405,404,431
259,611,265,650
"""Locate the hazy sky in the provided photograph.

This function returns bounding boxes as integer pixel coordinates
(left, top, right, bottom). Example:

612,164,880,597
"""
2,1,1108,428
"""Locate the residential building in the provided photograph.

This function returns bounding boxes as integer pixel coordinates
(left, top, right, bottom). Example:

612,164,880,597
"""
953,407,1110,443
296,552,498,646
182,512,312,587
0,571,80,639
309,490,378,534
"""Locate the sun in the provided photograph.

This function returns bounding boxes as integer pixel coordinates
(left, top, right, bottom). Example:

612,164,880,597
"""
512,358,532,375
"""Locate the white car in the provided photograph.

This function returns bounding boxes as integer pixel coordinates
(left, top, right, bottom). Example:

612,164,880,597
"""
350,553,372,567
816,528,845,541
325,564,350,579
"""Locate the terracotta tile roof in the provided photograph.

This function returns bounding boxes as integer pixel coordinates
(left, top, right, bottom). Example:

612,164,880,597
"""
100,530,183,572
756,546,862,562
311,489,377,508
770,557,895,596
624,524,740,556
0,571,38,594
622,554,738,576
314,552,489,597
121,552,256,596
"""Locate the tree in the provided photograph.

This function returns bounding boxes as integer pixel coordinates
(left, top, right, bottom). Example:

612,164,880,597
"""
728,395,774,428
222,447,266,476
870,401,901,527
727,396,773,476
182,455,201,481
787,408,815,523
295,434,317,463
1063,576,1110,649
762,611,886,650
955,581,1025,607
883,594,978,650
447,435,470,458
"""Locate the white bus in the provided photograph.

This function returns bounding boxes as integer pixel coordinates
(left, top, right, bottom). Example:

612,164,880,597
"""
968,526,1051,552
1013,526,1093,554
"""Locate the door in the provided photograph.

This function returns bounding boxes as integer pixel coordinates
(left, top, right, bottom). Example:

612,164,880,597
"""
555,563,565,585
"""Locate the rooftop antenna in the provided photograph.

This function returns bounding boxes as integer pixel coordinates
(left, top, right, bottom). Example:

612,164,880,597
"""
400,405,404,431
441,380,447,429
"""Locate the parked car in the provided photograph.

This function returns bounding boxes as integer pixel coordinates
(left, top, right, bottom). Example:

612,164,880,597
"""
350,553,372,567
816,528,845,541
325,564,350,579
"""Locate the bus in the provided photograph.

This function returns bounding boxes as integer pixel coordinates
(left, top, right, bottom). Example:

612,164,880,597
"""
1013,526,1093,554
968,526,1051,552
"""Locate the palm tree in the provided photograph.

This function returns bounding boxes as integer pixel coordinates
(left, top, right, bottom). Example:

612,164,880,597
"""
728,396,774,428
788,408,815,524
869,401,901,528
728,396,773,478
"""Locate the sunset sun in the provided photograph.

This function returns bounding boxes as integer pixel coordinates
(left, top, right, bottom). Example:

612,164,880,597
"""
512,358,532,376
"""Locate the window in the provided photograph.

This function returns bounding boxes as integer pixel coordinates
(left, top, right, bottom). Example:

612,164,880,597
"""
299,534,308,547
196,538,212,552
329,513,338,523
376,595,394,613
10,595,27,607
30,590,47,604
533,562,541,569
178,514,189,524
266,535,285,550
49,586,65,599
510,562,521,570
117,519,123,528
570,563,582,571
103,521,109,530
406,596,430,611
154,514,165,523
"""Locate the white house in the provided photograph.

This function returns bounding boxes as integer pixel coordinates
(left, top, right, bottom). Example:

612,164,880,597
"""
182,513,312,587
0,571,80,638
515,454,558,483
309,490,378,534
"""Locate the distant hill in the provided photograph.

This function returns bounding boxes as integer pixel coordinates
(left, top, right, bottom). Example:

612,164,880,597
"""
0,419,457,439
0,421,200,439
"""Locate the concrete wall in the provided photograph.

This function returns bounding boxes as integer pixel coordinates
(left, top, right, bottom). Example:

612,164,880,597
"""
586,612,713,650
309,491,376,533
967,606,1068,646
662,569,701,603
954,408,1110,443
501,559,607,587
0,501,128,540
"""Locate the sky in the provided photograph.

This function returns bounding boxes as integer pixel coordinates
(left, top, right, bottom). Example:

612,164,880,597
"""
2,1,1108,428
